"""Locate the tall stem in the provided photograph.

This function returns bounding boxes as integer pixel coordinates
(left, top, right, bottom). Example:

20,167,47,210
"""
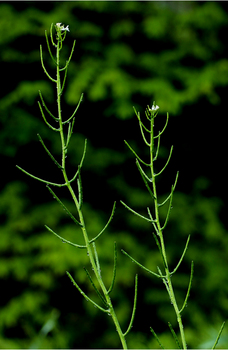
55,30,128,350
150,113,187,349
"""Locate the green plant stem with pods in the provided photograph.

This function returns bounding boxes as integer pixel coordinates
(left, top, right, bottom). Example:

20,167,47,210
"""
16,23,138,350
120,105,189,349
121,105,225,349
16,23,225,349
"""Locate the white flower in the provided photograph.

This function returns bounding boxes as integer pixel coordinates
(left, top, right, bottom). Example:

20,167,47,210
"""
56,23,70,32
149,104,159,112
151,105,159,111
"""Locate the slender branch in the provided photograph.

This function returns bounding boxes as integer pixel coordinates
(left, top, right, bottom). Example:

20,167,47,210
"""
84,267,107,306
59,65,68,95
66,138,87,185
158,171,179,207
120,200,152,222
45,29,57,64
136,160,156,199
92,242,102,278
121,249,163,278
134,107,151,134
77,166,83,209
168,322,181,349
150,327,165,349
63,93,84,125
147,207,160,236
38,101,60,131
45,225,86,249
150,230,167,268
155,145,173,177
161,188,174,231
170,235,191,275
40,45,57,82
108,242,117,294
133,107,151,147
46,185,83,227
153,132,161,161
50,23,57,47
37,134,62,169
154,113,169,139
212,321,226,350
66,272,109,313
136,161,152,183
38,90,59,121
66,118,75,149
89,202,116,244
123,274,138,336
179,261,194,313
124,140,150,166
16,165,67,187
60,40,76,72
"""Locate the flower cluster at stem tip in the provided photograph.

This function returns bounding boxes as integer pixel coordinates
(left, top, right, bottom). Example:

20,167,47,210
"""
55,23,70,32
150,104,159,112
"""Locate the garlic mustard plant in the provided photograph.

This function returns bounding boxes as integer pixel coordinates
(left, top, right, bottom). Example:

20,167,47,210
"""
121,103,226,349
16,23,137,349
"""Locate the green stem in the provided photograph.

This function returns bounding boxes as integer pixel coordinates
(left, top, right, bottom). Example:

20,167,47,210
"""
55,30,127,350
149,113,187,349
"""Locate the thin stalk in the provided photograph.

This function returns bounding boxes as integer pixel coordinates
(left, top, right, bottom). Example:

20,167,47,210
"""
18,24,131,349
55,30,128,349
149,112,187,349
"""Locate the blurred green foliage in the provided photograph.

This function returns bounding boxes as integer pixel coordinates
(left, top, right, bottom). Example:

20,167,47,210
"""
1,1,228,348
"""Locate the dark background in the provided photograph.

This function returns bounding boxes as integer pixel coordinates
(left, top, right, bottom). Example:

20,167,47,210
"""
1,1,228,348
